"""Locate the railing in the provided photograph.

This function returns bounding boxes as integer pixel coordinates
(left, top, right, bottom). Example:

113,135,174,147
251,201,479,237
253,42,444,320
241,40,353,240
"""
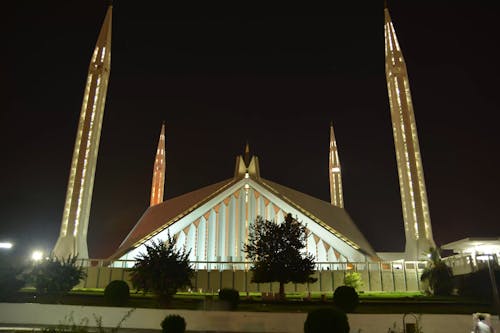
442,253,499,275
77,258,427,272
75,259,428,292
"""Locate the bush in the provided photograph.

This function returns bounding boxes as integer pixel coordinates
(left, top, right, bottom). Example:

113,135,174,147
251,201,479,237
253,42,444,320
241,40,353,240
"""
344,271,363,291
129,236,194,306
304,307,349,333
0,253,25,301
30,255,86,303
104,280,130,306
218,288,240,310
161,314,186,333
333,285,359,313
421,248,453,296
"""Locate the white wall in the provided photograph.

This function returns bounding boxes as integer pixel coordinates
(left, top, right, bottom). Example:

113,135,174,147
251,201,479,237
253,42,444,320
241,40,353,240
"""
0,303,498,333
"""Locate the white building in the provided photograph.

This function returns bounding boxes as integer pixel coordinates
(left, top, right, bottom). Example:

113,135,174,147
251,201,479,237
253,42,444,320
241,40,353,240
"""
111,150,378,268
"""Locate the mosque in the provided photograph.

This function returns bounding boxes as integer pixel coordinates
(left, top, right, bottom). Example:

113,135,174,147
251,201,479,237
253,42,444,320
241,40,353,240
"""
52,4,437,267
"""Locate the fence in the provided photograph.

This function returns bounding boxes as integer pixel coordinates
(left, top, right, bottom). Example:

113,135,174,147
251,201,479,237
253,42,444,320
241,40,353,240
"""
76,260,427,292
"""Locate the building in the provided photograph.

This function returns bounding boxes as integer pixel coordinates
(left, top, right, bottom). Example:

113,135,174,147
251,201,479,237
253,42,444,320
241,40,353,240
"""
442,237,500,275
52,5,437,265
111,147,378,267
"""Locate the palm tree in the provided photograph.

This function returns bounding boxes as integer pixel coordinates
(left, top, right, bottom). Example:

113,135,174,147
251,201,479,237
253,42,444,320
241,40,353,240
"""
420,247,453,296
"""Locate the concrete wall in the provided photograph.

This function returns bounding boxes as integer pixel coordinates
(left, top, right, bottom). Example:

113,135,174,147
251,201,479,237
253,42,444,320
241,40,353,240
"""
82,267,424,292
1,303,498,333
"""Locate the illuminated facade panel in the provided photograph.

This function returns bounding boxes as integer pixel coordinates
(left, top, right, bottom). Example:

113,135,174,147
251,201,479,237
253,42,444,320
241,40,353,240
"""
53,6,112,259
384,8,435,259
150,123,166,206
329,122,344,208
112,153,378,266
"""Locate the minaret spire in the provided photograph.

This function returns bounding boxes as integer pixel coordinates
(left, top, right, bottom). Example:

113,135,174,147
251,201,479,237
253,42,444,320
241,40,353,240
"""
53,6,112,259
329,122,344,208
150,122,166,206
243,141,251,166
384,7,435,259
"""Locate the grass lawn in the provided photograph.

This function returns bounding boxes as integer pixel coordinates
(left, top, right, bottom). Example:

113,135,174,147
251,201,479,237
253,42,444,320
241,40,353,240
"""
12,288,495,314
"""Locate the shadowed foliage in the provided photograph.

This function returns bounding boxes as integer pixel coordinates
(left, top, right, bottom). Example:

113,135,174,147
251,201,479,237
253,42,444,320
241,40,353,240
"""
421,247,453,296
304,307,350,333
333,285,359,313
161,314,186,333
30,255,86,303
104,280,130,306
243,213,317,300
129,235,194,306
0,253,25,301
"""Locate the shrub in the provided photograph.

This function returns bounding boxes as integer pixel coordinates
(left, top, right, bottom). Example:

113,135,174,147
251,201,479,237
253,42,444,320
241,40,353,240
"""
333,285,359,313
304,307,349,333
421,247,453,296
344,271,363,291
218,288,240,310
0,253,25,301
30,255,86,303
161,314,186,333
129,235,194,306
104,280,130,306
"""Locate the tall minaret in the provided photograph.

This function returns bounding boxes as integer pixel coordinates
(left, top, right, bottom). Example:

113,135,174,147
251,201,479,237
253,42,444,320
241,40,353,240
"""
329,122,344,208
150,123,166,206
53,6,112,259
384,6,435,259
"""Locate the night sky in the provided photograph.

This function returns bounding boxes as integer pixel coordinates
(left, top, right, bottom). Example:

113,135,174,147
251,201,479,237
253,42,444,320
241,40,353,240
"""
2,1,499,260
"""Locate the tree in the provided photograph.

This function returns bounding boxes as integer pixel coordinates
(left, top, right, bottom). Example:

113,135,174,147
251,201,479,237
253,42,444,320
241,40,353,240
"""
129,235,194,305
30,255,86,302
304,308,350,333
420,247,453,296
0,253,25,301
344,271,363,291
243,213,317,300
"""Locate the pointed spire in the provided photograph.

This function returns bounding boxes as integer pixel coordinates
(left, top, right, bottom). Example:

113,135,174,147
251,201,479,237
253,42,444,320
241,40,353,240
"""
243,141,251,166
97,6,112,46
150,122,166,206
53,6,113,260
329,122,344,208
384,7,435,259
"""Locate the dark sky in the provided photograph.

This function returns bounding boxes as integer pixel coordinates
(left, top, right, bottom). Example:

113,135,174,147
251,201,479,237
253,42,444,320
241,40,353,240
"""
2,1,499,259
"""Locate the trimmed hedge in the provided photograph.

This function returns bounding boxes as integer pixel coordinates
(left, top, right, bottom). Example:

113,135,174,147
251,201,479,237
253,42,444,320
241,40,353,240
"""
304,307,349,333
333,285,359,313
161,314,186,333
104,280,130,306
218,288,240,310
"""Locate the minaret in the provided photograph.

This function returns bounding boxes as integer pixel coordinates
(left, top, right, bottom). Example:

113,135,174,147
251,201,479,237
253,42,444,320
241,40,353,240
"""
150,123,166,206
384,6,435,259
329,122,344,208
53,6,112,259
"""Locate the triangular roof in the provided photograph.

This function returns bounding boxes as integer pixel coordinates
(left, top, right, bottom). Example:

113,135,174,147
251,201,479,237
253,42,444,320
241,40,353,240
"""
111,155,378,260
258,178,377,258
112,178,235,259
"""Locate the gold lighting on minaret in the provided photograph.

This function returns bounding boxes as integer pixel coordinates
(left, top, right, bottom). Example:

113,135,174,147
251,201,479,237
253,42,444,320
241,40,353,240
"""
150,123,166,206
384,6,435,259
53,6,112,259
329,122,344,208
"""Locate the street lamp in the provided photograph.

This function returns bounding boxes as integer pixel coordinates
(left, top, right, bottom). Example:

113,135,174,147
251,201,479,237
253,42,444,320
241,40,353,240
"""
31,250,44,262
0,242,13,249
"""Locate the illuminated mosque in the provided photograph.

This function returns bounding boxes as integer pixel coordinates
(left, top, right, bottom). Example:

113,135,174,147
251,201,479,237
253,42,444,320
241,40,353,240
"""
52,5,437,266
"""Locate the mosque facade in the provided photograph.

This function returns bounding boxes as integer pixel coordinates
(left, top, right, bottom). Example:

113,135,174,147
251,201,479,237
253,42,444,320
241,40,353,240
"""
53,5,435,264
